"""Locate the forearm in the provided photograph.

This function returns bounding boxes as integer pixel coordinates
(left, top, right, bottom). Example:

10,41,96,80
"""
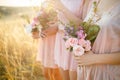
47,25,58,35
43,23,58,36
96,52,120,65
61,8,82,25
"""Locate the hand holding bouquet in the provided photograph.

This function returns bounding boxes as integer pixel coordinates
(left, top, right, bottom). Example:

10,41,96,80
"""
25,3,57,39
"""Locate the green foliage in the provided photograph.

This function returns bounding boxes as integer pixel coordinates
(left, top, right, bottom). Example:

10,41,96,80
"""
81,22,100,43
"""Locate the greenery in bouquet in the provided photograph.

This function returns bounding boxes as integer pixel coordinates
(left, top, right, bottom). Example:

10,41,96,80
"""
64,21,100,55
80,21,100,43
64,21,100,43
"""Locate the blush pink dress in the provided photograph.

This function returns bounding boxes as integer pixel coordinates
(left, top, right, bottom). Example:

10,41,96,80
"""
54,0,92,71
36,34,58,68
77,2,120,80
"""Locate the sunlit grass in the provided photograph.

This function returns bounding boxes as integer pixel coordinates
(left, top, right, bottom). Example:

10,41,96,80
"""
0,18,44,80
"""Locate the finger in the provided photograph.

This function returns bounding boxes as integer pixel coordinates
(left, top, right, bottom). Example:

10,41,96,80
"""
78,63,90,66
74,57,80,60
73,55,83,60
42,29,49,33
40,32,46,38
48,21,56,24
78,60,93,66
41,32,46,37
32,35,40,39
40,34,46,38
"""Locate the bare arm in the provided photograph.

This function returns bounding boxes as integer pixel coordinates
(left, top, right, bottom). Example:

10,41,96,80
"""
42,22,58,36
61,7,82,25
74,51,120,66
96,52,120,65
50,0,82,25
32,21,58,39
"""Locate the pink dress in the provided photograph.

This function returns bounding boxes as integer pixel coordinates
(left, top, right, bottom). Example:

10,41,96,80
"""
77,2,120,80
36,34,58,68
54,0,91,71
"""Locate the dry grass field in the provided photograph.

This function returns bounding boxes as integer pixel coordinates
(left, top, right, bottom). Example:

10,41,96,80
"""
0,13,44,80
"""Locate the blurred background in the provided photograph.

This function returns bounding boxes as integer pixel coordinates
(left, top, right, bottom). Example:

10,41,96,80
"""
0,0,45,80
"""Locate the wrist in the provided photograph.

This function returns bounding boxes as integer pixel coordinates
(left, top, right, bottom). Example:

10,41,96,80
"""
93,54,103,64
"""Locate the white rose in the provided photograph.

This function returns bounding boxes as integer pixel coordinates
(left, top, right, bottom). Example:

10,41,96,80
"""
73,45,85,56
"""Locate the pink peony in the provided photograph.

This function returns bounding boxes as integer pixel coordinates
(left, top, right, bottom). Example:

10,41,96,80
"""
84,40,91,51
67,38,78,47
78,38,86,47
73,45,85,56
65,38,78,48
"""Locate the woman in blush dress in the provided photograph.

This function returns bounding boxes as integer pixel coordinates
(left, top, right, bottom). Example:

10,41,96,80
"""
50,0,93,80
34,21,62,80
75,0,120,80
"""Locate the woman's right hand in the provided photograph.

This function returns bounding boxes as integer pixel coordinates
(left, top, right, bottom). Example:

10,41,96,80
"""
32,31,46,39
32,31,40,39
42,21,58,37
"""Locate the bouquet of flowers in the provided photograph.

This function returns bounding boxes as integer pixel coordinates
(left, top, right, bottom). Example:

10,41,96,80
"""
63,21,100,56
34,7,57,30
63,1,100,56
25,3,57,37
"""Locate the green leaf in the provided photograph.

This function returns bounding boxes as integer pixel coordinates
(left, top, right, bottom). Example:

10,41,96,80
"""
70,47,73,52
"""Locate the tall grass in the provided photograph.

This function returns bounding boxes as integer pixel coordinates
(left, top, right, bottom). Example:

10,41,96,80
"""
0,18,44,80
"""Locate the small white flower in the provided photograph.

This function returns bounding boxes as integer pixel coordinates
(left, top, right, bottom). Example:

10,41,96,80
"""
25,24,32,34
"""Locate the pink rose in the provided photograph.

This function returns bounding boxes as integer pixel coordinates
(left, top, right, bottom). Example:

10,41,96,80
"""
65,40,71,48
84,40,91,51
31,21,36,27
31,17,40,27
78,38,86,47
33,17,39,22
73,45,85,56
67,38,78,47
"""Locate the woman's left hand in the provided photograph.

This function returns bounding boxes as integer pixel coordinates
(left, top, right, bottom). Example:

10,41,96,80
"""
74,51,99,66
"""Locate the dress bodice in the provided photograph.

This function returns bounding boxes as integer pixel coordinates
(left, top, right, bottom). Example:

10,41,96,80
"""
77,2,120,80
61,0,82,16
57,0,82,31
92,2,120,54
84,1,120,54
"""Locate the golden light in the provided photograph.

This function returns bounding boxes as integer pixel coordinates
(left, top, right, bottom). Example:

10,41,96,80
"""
0,0,45,7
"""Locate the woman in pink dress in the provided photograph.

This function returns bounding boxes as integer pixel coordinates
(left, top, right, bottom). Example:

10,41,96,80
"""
75,0,120,80
34,21,62,80
50,0,93,80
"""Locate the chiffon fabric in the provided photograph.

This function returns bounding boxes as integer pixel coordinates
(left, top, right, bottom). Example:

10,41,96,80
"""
77,2,120,80
54,0,91,71
36,0,83,69
36,34,58,68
